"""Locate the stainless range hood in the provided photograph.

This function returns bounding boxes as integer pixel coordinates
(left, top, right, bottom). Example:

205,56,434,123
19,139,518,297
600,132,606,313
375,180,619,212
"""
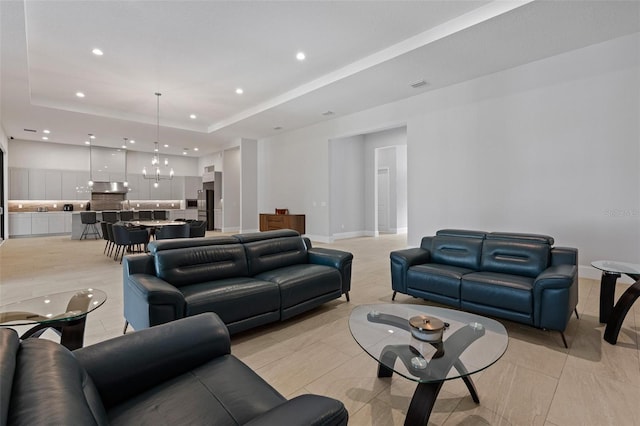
90,181,128,194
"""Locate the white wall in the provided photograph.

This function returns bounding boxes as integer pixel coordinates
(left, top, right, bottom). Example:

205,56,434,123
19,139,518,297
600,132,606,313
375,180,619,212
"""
240,138,258,232
0,125,8,240
222,147,240,232
258,33,640,273
330,135,365,237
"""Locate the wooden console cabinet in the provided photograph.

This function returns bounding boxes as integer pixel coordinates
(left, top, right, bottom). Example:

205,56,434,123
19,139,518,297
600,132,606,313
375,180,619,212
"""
259,213,305,235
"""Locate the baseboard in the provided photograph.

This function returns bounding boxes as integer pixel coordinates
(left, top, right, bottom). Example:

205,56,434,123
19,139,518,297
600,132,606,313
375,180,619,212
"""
221,226,240,233
307,234,331,244
331,231,367,241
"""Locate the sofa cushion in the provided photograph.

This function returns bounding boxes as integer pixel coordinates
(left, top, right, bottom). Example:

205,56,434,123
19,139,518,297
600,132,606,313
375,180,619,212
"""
256,264,341,309
1,330,19,426
155,244,249,287
8,338,109,426
244,236,308,276
461,271,534,314
407,263,473,300
480,240,550,278
430,235,484,270
182,277,280,323
107,355,286,426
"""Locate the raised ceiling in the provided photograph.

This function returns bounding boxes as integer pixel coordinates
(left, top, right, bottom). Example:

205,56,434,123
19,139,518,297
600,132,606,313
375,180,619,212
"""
1,1,639,156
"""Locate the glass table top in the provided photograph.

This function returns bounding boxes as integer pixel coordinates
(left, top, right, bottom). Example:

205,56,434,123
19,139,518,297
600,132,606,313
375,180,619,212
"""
591,260,640,275
0,289,107,326
349,304,508,383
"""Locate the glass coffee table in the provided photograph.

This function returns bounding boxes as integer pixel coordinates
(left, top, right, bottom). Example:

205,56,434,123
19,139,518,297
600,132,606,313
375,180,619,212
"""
591,260,640,344
349,304,508,426
0,288,107,350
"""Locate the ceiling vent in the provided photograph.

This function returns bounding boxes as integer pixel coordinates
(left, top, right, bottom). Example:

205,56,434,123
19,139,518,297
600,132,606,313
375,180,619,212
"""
410,80,429,89
23,128,37,132
321,111,334,116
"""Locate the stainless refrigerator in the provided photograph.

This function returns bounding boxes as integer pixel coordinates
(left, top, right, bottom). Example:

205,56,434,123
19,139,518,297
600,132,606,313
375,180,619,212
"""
197,188,215,230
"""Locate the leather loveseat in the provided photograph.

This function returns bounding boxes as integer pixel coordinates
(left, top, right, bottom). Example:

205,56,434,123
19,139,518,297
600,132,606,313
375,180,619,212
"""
390,229,578,346
123,229,353,334
0,313,348,425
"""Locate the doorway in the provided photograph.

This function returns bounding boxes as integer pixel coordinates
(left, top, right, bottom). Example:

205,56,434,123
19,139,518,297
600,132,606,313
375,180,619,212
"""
0,148,4,241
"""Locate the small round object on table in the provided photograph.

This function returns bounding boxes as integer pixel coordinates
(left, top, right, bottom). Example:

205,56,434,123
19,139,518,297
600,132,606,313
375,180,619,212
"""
409,315,445,342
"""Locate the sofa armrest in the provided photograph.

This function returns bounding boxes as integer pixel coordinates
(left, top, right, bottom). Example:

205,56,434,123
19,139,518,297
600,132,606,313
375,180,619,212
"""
550,246,578,266
124,274,186,329
533,264,578,330
243,394,348,426
390,248,431,295
308,248,354,297
74,313,230,409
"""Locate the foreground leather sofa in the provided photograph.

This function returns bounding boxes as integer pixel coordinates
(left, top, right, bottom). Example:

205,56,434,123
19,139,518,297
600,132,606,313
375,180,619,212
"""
123,229,353,334
0,313,348,425
390,229,578,346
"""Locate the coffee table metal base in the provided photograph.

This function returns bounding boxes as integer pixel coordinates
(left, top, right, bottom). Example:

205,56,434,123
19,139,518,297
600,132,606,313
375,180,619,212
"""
19,316,88,350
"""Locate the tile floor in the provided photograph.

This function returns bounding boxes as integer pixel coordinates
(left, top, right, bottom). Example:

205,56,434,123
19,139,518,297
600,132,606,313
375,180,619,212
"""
1,233,639,425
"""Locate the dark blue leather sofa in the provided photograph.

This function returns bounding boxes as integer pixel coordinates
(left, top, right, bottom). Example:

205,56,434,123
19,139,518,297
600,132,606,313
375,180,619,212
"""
123,229,353,334
390,229,578,346
0,313,348,425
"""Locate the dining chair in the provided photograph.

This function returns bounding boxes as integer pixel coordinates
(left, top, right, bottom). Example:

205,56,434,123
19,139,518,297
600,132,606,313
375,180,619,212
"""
100,222,112,255
155,223,190,240
189,220,206,238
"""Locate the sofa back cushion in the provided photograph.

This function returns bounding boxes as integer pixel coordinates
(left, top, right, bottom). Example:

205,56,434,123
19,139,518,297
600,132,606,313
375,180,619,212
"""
155,244,249,287
8,338,108,426
1,330,19,426
480,239,550,278
430,235,484,270
243,236,308,276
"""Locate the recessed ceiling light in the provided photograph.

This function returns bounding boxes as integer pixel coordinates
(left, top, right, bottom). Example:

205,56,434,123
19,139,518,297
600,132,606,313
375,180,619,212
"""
121,145,127,149
183,151,187,155
43,129,50,134
235,88,244,95
85,141,90,145
42,136,48,140
89,134,96,139
76,92,85,98
129,139,135,144
164,144,169,148
189,114,197,119
296,51,306,61
154,148,159,152
194,147,199,151
92,48,103,56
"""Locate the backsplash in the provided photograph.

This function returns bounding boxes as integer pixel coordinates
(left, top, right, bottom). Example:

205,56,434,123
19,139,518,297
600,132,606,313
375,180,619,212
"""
8,200,184,212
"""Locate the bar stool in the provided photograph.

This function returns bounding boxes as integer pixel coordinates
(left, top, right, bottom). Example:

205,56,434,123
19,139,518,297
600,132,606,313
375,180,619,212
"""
80,212,100,240
119,210,134,221
153,210,167,220
138,210,153,220
101,211,119,223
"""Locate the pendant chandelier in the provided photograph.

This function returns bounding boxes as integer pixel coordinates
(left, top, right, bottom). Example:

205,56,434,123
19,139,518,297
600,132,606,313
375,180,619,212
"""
142,92,174,187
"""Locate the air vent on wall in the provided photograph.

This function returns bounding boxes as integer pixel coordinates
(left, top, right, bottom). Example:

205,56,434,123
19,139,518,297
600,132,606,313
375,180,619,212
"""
410,80,429,89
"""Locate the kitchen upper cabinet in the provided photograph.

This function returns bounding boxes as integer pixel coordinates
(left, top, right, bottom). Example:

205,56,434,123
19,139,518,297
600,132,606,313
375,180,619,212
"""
148,179,171,200
9,168,29,199
62,171,77,199
92,170,109,182
76,172,91,200
45,170,62,199
185,176,202,199
171,176,185,200
28,169,46,199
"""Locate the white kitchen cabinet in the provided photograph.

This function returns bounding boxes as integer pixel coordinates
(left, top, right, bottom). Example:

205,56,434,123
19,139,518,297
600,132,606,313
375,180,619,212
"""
45,170,62,200
29,169,46,200
171,176,185,200
31,214,49,234
185,176,202,199
75,172,91,200
64,212,73,232
9,213,31,236
10,168,30,199
62,171,77,199
48,213,66,233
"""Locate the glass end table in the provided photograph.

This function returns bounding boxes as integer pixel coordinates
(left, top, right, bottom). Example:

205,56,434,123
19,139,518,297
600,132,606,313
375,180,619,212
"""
591,260,640,344
349,304,508,426
0,288,107,350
